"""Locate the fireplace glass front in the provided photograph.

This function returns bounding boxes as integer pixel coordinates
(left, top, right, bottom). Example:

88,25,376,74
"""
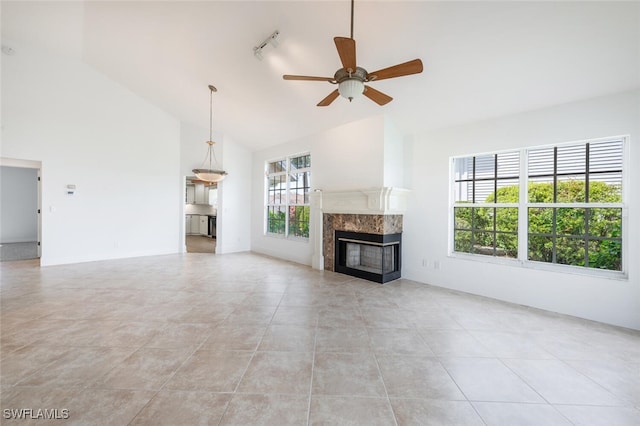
335,231,401,283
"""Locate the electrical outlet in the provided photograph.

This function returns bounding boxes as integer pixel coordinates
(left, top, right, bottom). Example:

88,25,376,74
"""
433,260,440,270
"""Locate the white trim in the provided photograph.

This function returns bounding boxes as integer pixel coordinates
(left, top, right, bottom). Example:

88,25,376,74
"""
526,202,624,208
0,157,41,168
1,157,42,261
448,252,627,281
517,150,528,262
453,203,520,208
621,135,630,275
447,158,455,256
319,187,411,215
449,135,629,160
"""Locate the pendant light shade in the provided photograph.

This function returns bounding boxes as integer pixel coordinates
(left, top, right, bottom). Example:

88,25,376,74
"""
193,85,227,183
193,172,227,182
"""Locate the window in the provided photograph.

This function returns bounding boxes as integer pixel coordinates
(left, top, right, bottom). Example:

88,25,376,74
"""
451,138,625,273
453,152,520,258
266,153,311,239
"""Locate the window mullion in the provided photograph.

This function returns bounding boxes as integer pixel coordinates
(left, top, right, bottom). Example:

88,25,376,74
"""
285,158,290,238
472,157,476,203
518,148,528,262
584,144,590,267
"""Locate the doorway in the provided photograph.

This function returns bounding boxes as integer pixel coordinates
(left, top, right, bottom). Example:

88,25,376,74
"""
184,176,217,254
0,160,41,262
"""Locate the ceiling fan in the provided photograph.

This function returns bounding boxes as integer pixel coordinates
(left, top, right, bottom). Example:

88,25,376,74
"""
283,0,423,107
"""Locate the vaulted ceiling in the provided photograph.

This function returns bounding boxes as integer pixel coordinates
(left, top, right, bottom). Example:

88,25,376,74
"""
2,1,639,151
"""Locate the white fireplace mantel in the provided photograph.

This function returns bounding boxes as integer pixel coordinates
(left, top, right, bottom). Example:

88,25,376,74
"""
309,187,411,270
311,187,411,215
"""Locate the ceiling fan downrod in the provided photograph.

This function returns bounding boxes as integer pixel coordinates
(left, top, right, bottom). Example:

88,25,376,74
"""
350,0,354,39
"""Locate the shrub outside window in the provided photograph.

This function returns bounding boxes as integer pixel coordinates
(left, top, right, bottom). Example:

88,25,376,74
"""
451,138,625,273
453,152,520,258
266,154,311,239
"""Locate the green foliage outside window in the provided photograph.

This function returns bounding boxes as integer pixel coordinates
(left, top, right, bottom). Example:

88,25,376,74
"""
454,180,622,270
454,207,518,257
289,206,310,238
267,204,309,238
267,208,286,235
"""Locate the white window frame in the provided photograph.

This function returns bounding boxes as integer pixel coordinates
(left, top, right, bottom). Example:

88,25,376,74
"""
265,152,311,240
449,136,628,279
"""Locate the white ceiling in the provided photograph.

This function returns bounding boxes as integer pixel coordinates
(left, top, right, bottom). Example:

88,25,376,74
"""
2,1,639,151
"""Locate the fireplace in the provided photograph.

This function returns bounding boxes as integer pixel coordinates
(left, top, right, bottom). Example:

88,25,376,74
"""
310,188,409,282
335,230,401,283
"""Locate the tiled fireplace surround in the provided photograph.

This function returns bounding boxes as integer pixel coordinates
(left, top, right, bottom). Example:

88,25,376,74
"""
323,214,403,273
309,187,410,281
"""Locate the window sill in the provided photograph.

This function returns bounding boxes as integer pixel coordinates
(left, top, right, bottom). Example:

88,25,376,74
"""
264,233,309,243
448,252,628,281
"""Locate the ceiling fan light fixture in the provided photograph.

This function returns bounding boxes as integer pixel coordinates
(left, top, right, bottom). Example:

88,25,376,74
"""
281,0,423,107
338,78,364,102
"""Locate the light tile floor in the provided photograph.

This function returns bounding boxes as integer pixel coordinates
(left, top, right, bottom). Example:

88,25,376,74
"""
186,235,216,254
1,252,639,425
0,242,38,262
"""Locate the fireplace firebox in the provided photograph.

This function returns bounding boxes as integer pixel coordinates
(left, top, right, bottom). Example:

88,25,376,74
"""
335,230,401,283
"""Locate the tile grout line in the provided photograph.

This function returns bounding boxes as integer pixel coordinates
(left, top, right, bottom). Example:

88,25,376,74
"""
357,296,399,426
306,310,319,426
214,286,282,425
125,322,218,426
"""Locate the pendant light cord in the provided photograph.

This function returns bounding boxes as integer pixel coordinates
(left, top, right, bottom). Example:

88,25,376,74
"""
209,87,213,170
202,85,220,171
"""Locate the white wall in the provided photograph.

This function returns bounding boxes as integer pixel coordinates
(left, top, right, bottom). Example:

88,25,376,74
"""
180,121,219,178
0,166,38,243
403,90,640,329
1,41,182,265
312,115,386,191
383,116,405,188
217,134,251,254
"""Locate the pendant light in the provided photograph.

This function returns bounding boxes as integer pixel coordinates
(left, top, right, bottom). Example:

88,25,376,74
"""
193,85,227,183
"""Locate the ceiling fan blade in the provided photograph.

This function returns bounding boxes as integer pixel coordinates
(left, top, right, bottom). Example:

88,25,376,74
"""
317,89,340,107
367,59,423,81
334,37,357,72
363,85,393,106
283,75,334,82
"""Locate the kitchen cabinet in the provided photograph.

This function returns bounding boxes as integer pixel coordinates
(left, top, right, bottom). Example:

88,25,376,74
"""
199,215,208,235
185,215,191,233
208,188,217,206
185,214,200,234
195,183,208,205
186,185,195,204
187,181,216,206
191,216,200,234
